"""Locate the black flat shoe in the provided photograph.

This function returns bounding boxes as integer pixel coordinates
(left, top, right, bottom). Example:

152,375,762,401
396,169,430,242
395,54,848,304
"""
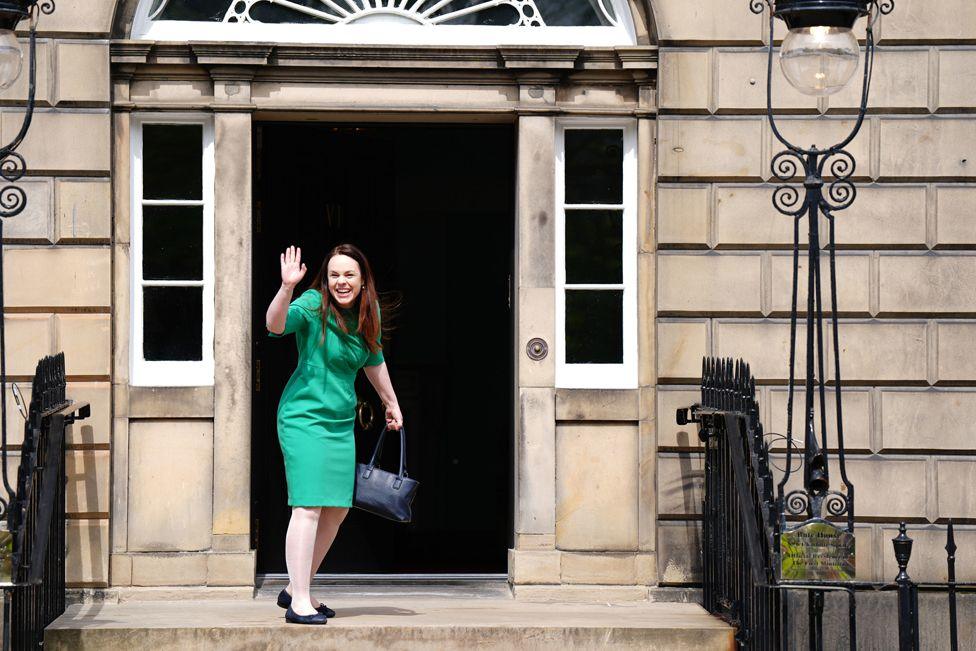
277,588,336,618
284,606,328,625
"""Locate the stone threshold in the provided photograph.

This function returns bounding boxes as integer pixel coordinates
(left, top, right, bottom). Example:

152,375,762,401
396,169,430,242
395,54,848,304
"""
67,582,702,606
47,589,732,651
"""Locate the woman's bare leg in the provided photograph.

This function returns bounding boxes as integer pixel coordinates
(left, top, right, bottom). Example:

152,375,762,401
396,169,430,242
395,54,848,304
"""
285,507,348,608
284,506,321,616
308,507,348,607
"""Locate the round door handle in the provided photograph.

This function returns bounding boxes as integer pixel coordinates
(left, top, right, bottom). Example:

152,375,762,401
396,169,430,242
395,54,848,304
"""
356,400,375,430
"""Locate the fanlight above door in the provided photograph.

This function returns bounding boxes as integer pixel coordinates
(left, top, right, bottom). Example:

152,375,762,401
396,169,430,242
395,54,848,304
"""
135,0,637,45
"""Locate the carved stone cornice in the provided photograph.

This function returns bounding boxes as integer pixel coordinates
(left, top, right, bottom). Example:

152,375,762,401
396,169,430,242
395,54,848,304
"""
207,66,257,82
191,44,274,66
498,46,581,69
579,48,621,71
615,46,658,70
151,44,196,66
111,42,153,65
111,41,658,76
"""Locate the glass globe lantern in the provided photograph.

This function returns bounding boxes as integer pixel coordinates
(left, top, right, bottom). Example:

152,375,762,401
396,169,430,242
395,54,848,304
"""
773,0,870,96
780,25,859,96
0,29,23,89
0,1,30,89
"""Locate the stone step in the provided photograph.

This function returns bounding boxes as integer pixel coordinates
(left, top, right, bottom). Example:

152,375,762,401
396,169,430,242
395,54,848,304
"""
46,588,733,650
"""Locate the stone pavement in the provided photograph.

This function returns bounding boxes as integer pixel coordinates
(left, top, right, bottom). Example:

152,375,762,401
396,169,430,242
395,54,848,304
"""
45,584,733,650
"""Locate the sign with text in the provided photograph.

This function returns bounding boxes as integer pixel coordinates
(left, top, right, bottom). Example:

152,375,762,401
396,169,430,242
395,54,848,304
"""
780,519,855,582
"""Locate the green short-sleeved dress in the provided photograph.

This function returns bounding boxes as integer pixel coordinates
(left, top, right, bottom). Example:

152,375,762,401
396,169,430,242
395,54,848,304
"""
269,288,384,507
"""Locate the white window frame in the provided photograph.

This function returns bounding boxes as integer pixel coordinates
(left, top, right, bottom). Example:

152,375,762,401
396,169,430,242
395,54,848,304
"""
131,0,637,46
130,113,216,387
555,119,637,389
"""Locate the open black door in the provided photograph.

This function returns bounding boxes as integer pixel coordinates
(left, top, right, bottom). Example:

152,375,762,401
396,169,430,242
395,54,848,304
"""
251,123,515,575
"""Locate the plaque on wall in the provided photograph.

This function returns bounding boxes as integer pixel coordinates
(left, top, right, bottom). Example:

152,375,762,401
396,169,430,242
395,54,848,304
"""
780,519,855,582
0,529,11,586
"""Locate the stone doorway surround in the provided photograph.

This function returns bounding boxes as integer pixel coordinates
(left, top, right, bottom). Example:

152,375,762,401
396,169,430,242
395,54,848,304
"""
108,41,658,595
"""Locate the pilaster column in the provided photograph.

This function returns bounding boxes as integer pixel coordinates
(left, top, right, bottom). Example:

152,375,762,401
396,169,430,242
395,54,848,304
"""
211,69,255,550
512,76,558,573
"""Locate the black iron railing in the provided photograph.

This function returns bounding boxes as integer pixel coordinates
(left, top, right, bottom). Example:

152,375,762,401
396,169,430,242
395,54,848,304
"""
1,353,88,650
885,521,970,651
680,357,968,650
677,357,781,649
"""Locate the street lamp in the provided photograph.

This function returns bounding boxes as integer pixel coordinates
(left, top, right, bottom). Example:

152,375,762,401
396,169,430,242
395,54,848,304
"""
0,0,54,521
749,0,894,536
749,3,894,646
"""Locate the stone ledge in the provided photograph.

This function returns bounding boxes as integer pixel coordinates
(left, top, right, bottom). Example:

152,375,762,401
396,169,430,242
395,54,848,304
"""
127,385,214,418
513,585,649,603
114,551,255,588
555,389,640,421
67,586,255,604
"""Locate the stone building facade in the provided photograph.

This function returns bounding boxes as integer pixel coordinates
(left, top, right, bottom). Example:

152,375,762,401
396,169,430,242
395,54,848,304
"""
1,0,973,596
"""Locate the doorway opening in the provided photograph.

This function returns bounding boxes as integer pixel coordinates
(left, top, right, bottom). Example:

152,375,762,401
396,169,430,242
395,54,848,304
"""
251,122,515,575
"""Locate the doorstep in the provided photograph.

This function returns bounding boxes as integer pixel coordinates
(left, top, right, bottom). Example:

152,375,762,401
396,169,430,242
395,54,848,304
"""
47,585,733,650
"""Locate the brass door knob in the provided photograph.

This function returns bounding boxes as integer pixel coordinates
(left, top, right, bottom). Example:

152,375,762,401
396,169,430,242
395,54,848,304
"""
356,400,375,430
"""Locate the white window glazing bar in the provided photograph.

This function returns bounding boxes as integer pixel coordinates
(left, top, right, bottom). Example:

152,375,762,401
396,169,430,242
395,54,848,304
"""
141,199,206,207
141,280,206,287
564,204,624,210
555,119,637,390
563,284,625,291
130,113,216,387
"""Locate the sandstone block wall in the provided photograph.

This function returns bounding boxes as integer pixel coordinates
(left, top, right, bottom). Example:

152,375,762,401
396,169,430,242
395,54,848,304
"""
654,0,976,585
1,3,113,587
6,0,973,593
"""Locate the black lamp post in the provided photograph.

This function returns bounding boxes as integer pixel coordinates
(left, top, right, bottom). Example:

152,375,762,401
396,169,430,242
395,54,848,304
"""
0,0,54,518
749,0,894,530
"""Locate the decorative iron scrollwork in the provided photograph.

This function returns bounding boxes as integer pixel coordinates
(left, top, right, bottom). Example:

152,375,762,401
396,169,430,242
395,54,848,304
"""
770,150,806,216
772,185,803,217
0,186,27,217
785,490,810,516
823,490,850,517
817,149,858,212
0,151,26,183
749,0,771,14
785,488,850,518
818,148,856,181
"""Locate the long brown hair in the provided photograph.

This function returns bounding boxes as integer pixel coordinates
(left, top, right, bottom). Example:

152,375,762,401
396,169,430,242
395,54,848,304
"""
310,243,382,354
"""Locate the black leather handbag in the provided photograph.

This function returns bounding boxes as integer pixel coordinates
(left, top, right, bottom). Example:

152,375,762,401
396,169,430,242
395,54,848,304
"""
353,425,418,522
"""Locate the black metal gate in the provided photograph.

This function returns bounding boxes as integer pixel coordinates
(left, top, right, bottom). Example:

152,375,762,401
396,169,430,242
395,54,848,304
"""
1,354,88,650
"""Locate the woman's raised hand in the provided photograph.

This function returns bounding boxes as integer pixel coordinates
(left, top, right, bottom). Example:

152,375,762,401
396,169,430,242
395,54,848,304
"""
280,245,307,289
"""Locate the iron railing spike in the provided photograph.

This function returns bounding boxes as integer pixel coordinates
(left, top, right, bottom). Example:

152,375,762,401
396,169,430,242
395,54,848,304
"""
946,519,959,651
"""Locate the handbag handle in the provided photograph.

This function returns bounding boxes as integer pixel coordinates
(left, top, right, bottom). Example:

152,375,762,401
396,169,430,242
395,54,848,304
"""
365,425,408,479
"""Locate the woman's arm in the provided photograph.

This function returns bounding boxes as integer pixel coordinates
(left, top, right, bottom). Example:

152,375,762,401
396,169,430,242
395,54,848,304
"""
266,246,307,334
363,362,403,430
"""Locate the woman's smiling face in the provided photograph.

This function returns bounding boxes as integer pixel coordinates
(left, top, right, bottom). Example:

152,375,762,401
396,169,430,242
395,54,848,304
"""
327,254,363,308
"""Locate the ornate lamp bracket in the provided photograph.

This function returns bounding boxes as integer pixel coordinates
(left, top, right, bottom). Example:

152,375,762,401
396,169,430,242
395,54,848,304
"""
0,0,55,219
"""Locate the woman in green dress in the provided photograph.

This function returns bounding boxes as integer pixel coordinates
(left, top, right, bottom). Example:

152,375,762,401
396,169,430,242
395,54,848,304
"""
266,243,403,625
